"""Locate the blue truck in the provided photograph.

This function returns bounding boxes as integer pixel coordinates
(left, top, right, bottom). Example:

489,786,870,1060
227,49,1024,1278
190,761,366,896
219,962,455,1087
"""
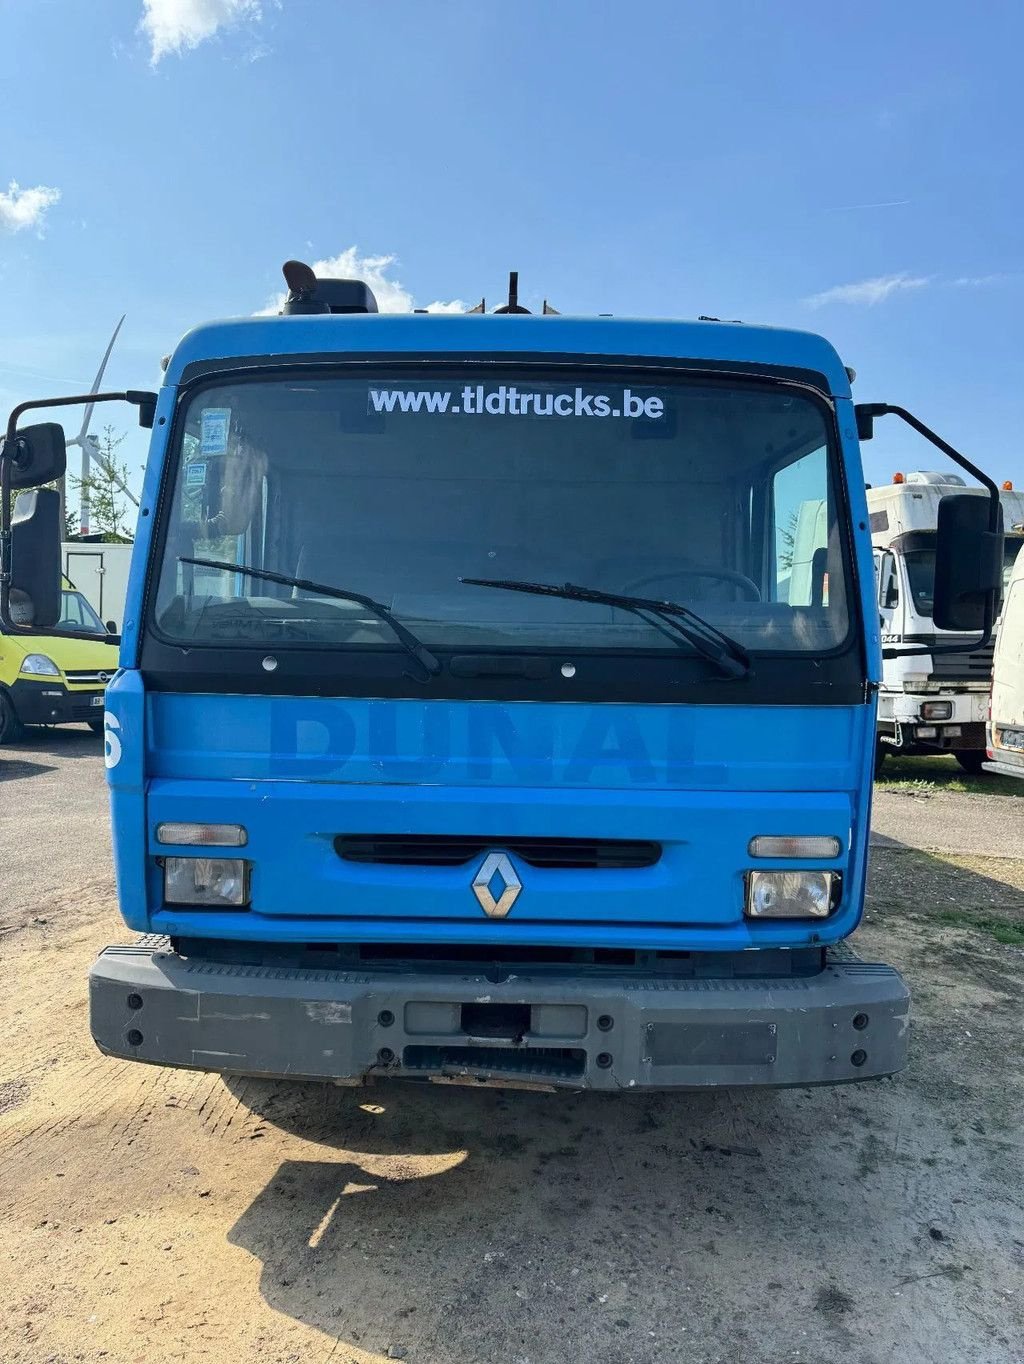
0,264,1005,1091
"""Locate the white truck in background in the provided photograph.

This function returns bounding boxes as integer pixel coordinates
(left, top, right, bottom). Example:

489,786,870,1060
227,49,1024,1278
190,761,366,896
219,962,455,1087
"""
986,537,1024,780
868,471,1024,773
60,541,133,633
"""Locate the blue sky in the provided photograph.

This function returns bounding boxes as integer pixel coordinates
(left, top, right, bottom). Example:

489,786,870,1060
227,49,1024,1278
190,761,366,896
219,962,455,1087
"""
3,0,1024,505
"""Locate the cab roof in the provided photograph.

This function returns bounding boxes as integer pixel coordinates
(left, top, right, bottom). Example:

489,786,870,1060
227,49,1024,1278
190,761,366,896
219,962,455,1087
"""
163,313,853,398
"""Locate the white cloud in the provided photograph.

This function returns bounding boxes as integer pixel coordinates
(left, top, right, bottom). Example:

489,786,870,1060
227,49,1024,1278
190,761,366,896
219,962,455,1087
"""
0,181,61,234
141,0,261,64
804,272,931,308
952,273,1007,287
258,247,466,315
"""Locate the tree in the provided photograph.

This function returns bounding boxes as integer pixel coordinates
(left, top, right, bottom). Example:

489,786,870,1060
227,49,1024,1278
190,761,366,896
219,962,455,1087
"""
776,508,800,573
69,425,138,542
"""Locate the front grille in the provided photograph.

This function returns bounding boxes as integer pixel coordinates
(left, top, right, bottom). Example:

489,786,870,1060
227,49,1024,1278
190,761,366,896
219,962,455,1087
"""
928,643,994,682
403,1044,586,1079
334,834,661,869
65,669,112,686
70,703,103,720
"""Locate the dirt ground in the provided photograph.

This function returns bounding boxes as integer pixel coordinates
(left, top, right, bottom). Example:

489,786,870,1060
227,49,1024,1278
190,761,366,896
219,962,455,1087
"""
2,729,1023,1364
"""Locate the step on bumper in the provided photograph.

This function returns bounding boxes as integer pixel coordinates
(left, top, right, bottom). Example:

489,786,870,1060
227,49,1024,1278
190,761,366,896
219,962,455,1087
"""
89,939,910,1090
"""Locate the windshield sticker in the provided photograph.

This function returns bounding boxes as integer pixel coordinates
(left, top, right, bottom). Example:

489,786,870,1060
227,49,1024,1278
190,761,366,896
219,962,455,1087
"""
366,385,666,420
185,461,207,487
200,407,231,454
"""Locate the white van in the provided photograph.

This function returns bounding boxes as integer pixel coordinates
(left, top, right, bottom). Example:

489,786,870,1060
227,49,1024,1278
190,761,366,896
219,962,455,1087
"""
986,538,1024,780
61,541,133,633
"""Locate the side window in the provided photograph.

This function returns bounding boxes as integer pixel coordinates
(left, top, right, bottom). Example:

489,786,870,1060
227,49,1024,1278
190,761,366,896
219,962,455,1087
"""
878,552,898,609
771,446,830,606
60,593,84,627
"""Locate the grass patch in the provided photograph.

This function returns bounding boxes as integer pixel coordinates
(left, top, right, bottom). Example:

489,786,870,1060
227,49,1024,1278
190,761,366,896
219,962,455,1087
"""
868,848,1024,944
931,909,1024,946
876,753,1024,798
878,777,944,797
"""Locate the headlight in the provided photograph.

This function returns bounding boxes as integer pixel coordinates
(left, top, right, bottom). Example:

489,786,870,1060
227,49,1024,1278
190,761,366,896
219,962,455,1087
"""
163,857,250,908
746,870,837,919
20,653,61,676
920,701,952,720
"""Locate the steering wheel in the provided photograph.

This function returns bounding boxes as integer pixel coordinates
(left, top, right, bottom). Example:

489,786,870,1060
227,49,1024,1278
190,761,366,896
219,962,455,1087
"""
623,566,761,602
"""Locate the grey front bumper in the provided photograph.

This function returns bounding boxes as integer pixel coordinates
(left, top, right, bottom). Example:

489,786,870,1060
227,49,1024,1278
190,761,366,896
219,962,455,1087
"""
90,940,909,1090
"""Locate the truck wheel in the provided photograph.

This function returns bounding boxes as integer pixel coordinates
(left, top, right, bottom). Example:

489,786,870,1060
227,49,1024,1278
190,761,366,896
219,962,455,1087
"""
954,750,988,776
0,692,26,745
874,743,887,776
87,719,105,736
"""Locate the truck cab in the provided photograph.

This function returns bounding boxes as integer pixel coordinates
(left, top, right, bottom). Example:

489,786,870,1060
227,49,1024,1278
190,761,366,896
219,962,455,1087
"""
5,265,1004,1093
0,575,118,743
869,472,1024,771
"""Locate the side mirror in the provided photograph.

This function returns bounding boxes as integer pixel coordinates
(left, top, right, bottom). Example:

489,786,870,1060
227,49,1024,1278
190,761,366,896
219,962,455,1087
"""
3,422,67,490
10,488,62,627
105,619,117,634
126,389,157,430
933,494,1004,632
855,403,882,442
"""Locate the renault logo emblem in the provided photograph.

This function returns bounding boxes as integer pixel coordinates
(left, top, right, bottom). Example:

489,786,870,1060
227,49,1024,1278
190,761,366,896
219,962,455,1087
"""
471,852,521,919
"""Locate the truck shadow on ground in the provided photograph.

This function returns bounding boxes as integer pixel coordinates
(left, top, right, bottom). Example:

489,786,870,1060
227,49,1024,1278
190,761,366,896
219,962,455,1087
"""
223,1075,959,1362
226,1082,793,1360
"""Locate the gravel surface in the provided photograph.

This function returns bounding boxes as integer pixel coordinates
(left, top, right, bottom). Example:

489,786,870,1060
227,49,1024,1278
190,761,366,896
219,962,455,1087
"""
872,788,1024,859
0,726,113,918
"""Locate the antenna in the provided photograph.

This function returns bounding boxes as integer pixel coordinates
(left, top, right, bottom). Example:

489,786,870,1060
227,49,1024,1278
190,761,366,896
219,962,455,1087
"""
494,271,531,314
66,316,129,535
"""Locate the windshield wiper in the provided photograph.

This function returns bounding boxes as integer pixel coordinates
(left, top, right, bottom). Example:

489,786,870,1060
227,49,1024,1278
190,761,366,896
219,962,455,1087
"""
179,557,441,681
459,577,751,679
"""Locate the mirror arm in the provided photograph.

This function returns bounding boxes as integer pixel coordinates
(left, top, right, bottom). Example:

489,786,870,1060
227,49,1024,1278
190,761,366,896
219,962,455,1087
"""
3,390,138,450
861,405,1002,660
857,404,1000,510
1,389,156,635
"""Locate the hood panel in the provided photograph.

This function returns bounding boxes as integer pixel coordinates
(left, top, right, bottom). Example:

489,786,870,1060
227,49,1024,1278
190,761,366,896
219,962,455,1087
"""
43,635,119,673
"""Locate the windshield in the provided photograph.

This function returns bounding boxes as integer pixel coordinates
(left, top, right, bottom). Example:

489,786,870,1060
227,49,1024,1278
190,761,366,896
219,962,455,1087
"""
58,589,107,635
153,370,852,657
904,537,1024,616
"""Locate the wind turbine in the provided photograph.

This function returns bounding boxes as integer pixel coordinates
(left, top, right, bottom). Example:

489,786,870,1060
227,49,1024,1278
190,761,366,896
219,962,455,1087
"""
64,315,139,536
